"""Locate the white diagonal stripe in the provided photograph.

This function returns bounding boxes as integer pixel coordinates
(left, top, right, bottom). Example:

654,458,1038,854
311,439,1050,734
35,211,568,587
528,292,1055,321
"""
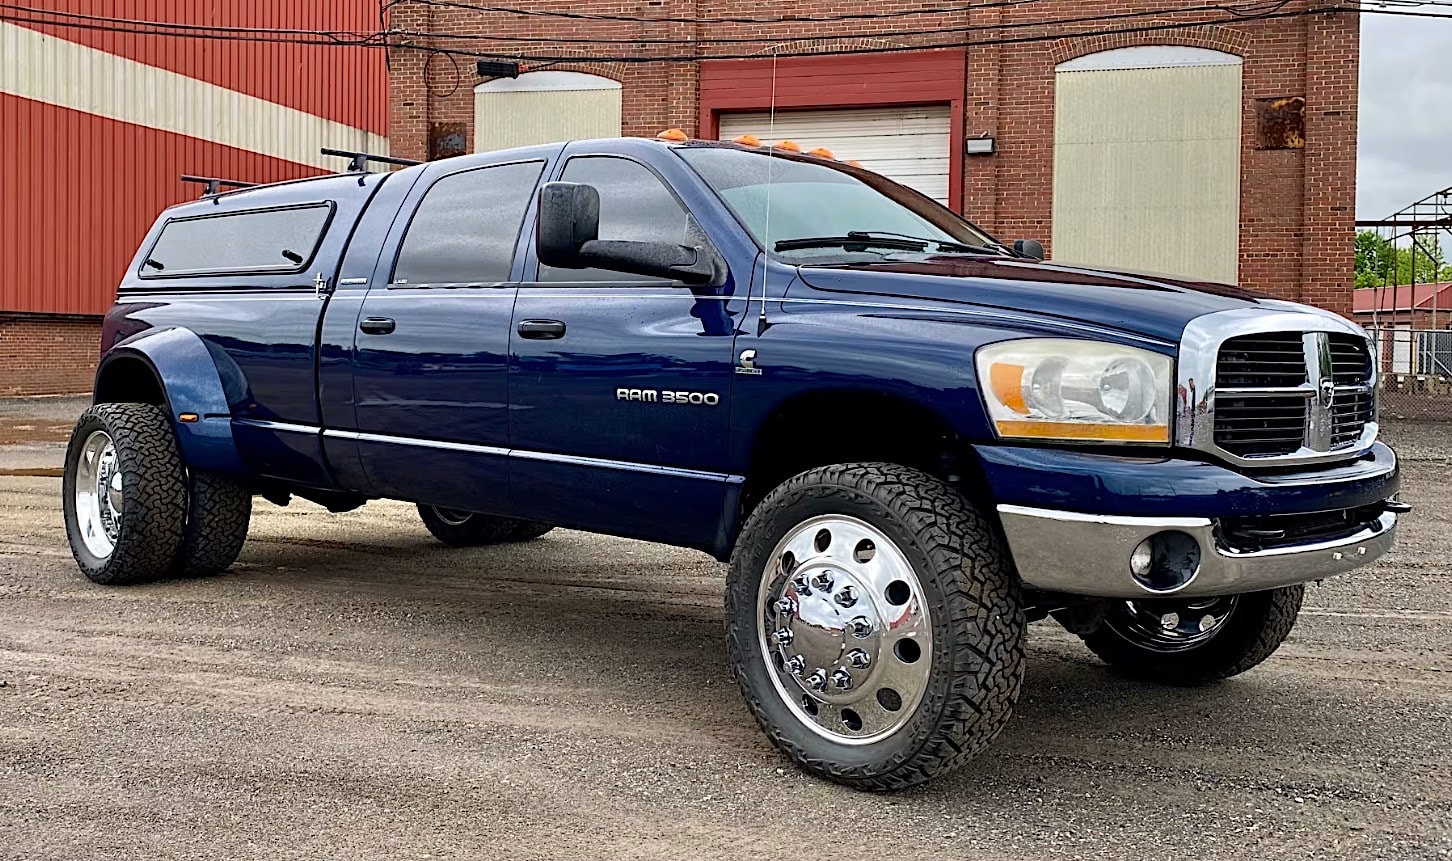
0,22,387,169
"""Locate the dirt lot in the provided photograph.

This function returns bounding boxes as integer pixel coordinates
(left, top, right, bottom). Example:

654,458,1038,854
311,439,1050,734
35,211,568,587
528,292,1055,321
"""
1,410,1449,860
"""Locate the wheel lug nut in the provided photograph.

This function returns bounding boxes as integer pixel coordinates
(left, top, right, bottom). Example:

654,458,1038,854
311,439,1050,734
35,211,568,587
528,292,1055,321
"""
811,571,834,592
833,585,858,608
775,598,795,615
791,574,812,595
1160,612,1181,631
773,627,794,647
831,669,853,690
1198,614,1217,633
785,655,806,676
847,616,873,639
847,649,871,669
806,669,828,691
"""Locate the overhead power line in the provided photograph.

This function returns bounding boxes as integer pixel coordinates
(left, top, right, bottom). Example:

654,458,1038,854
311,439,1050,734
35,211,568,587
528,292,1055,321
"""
0,3,1444,65
387,1,1296,46
382,0,1044,26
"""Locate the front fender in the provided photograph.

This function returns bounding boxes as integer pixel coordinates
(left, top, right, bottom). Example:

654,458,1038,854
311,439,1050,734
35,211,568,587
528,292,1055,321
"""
98,327,248,475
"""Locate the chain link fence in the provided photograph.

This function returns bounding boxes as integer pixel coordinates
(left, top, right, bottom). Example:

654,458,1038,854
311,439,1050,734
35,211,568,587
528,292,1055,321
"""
1365,327,1452,422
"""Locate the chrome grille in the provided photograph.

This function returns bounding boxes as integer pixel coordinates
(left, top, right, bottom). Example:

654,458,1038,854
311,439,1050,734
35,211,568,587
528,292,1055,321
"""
1210,330,1375,461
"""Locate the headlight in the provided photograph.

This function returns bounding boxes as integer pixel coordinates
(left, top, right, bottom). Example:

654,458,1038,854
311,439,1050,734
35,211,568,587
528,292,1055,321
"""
976,339,1173,443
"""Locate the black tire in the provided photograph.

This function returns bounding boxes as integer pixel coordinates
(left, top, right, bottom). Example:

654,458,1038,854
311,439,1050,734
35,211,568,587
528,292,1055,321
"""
62,403,187,585
725,462,1026,791
416,504,537,546
1075,586,1305,686
174,471,252,578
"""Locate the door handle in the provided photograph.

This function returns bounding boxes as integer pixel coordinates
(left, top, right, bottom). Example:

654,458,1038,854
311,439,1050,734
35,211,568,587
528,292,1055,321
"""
359,316,396,335
517,319,567,340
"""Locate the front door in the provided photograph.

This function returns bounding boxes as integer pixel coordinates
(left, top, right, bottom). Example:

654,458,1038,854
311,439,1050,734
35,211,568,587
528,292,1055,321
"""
509,152,741,551
350,156,549,509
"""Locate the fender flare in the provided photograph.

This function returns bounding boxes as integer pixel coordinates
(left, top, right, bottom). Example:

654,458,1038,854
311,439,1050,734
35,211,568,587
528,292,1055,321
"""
96,327,248,475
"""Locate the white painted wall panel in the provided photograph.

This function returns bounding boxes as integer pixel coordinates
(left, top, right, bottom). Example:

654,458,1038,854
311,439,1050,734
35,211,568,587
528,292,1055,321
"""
1052,62,1242,283
474,74,622,152
719,106,952,204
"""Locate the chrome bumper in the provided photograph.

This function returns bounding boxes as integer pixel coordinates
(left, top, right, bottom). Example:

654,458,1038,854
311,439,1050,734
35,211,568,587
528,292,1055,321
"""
997,504,1398,598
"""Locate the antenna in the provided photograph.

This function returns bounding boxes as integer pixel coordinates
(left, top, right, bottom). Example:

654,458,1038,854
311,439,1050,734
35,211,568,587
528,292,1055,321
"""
756,52,778,336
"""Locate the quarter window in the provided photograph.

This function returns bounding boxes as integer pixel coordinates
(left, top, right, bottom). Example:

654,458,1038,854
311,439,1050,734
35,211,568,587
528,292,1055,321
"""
141,204,332,277
539,156,691,283
393,160,545,285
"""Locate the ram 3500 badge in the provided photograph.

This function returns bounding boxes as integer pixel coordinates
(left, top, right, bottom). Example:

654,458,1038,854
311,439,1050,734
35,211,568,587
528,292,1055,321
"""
65,138,1401,791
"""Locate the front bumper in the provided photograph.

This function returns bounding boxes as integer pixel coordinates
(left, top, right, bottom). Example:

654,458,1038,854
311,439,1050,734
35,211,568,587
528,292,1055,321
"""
977,442,1402,598
998,504,1398,598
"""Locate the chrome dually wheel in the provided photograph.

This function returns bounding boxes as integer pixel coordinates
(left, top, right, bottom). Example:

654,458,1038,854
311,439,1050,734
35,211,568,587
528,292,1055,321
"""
62,403,187,585
758,515,932,743
74,430,122,559
726,462,1026,791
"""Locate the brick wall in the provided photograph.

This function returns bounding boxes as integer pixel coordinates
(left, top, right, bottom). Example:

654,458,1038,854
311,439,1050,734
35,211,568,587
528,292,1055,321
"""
389,0,1359,315
0,316,100,396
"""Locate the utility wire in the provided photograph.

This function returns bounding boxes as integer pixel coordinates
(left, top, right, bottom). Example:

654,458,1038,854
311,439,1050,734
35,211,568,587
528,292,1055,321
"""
387,1,1295,46
0,3,1440,64
382,0,1046,26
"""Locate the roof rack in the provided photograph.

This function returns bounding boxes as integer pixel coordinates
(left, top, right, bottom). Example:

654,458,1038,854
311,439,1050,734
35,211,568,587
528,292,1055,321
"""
181,175,259,198
321,148,423,173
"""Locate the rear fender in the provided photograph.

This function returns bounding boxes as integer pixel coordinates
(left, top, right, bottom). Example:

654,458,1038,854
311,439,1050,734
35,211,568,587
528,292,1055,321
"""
96,327,247,475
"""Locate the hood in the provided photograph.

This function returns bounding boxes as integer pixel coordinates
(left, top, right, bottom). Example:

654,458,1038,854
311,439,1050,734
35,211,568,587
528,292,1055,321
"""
792,256,1276,344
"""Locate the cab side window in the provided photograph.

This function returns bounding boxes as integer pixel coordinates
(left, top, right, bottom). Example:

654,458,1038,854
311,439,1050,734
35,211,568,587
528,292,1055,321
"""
539,156,691,283
393,160,544,286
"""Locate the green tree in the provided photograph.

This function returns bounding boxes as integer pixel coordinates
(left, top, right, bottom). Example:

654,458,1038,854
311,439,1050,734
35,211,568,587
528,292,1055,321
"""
1354,230,1452,288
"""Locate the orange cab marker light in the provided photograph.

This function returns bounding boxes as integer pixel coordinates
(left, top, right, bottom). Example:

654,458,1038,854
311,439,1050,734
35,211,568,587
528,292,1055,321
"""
656,128,688,142
807,146,835,159
995,420,1169,443
732,134,761,146
988,363,1027,414
178,413,200,423
775,139,802,153
846,160,863,168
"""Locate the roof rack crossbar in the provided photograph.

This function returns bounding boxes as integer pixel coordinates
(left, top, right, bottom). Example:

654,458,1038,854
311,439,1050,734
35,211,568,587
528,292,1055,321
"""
181,175,259,198
320,148,423,173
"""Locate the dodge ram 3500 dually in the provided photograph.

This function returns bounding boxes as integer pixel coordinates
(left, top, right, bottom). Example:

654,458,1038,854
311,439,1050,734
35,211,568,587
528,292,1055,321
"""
63,137,1403,790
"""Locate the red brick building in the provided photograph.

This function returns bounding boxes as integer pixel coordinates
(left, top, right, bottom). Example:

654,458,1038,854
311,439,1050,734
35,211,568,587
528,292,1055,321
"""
389,0,1358,315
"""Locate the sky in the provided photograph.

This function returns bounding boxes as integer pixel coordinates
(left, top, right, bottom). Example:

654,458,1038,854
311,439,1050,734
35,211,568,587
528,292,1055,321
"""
1358,10,1452,219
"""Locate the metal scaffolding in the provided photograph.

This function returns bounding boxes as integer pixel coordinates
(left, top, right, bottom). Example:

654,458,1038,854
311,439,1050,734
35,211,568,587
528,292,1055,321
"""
1357,185,1452,332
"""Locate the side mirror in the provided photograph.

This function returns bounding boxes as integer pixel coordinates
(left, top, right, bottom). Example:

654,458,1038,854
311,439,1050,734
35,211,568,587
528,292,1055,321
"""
1013,239,1045,260
536,181,600,267
536,181,719,285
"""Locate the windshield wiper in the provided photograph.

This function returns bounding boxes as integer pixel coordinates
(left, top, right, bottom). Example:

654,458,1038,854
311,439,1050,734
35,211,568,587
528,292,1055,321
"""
774,234,928,253
845,230,1006,255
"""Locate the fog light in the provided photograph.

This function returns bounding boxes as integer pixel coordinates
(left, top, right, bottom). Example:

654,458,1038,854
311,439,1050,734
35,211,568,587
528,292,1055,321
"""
1129,531,1202,594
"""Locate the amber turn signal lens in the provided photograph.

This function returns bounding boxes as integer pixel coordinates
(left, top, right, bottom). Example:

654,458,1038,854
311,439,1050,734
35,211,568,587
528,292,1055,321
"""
656,128,689,141
993,421,1170,443
988,363,1027,415
732,134,761,146
775,140,802,152
177,413,200,423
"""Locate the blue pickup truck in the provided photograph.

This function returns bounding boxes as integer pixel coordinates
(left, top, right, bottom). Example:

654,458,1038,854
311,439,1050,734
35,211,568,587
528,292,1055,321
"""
63,136,1402,790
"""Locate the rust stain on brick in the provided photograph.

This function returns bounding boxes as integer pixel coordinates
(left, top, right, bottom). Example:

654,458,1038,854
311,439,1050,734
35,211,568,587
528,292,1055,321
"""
1256,97,1306,150
428,122,468,161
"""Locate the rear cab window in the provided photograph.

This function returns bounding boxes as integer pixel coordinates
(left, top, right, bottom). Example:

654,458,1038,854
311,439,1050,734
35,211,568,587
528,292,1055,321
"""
139,204,335,278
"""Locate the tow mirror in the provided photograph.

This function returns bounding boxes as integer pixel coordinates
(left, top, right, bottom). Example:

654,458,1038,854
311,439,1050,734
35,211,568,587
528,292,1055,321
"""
536,182,600,267
536,181,719,285
1013,239,1045,260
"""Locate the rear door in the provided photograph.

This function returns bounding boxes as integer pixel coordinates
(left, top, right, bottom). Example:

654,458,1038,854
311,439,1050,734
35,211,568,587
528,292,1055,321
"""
347,152,552,508
507,147,742,551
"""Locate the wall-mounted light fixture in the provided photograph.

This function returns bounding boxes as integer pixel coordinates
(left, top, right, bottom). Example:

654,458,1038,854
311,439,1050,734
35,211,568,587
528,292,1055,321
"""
476,60,522,79
965,136,996,155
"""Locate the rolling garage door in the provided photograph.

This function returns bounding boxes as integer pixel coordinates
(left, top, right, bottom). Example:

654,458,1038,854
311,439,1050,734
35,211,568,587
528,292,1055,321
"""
718,106,951,204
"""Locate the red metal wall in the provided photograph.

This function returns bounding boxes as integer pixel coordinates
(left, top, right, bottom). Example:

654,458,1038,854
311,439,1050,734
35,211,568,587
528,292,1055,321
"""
0,1,388,318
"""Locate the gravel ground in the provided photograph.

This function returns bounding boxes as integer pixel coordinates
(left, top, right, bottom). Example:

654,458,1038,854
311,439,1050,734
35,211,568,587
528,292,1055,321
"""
1,404,1449,859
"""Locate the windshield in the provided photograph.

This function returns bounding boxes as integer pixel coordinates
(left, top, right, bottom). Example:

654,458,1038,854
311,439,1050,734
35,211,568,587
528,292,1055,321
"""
676,145,999,260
